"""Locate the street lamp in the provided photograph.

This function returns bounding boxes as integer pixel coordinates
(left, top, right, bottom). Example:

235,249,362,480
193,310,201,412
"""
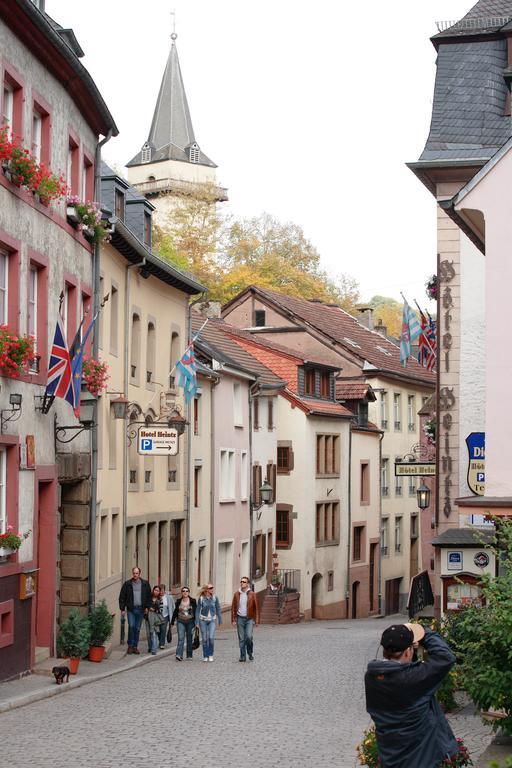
416,482,431,510
111,394,129,420
259,479,273,505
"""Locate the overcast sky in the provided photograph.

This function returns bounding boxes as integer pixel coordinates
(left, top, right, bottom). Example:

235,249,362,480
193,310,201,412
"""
49,0,474,307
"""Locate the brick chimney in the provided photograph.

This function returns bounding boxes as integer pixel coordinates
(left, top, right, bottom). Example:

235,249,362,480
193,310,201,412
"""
375,318,387,337
357,307,374,330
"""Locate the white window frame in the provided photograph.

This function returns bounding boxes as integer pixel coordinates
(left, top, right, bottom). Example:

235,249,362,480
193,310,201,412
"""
380,391,388,429
381,517,388,555
220,449,235,501
395,517,402,553
32,110,42,163
395,458,403,496
381,457,389,497
393,393,401,430
28,265,38,356
0,249,9,325
3,83,13,138
408,475,416,497
240,451,248,501
408,395,416,432
233,381,243,427
0,447,6,534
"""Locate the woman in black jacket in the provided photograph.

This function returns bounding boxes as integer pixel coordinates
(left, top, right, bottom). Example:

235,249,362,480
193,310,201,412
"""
171,587,197,660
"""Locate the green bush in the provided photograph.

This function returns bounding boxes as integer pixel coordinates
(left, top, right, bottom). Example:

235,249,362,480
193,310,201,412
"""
88,600,114,647
57,609,91,659
489,758,512,768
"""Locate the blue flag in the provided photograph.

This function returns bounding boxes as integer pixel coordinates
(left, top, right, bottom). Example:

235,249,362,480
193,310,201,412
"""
71,313,99,416
176,344,198,403
400,300,421,367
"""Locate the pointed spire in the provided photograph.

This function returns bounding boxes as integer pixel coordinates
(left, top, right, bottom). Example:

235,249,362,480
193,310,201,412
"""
148,36,196,154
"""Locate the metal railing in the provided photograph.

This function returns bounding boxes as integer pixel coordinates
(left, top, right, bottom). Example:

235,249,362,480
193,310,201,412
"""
132,176,229,201
269,569,300,613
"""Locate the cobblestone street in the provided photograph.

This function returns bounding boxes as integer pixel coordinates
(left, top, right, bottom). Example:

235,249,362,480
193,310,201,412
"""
0,618,494,768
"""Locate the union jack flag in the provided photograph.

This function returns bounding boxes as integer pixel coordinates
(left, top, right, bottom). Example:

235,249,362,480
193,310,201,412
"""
417,310,436,372
175,344,198,403
43,314,74,412
426,315,437,372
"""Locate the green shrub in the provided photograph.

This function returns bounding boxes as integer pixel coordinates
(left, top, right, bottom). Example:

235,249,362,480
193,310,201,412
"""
57,609,90,659
88,600,114,647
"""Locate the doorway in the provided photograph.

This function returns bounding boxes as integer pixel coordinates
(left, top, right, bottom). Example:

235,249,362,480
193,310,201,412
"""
35,479,57,654
385,578,401,615
311,573,322,619
351,581,360,619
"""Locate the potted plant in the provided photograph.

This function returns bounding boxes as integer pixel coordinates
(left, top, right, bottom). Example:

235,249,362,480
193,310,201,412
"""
88,600,114,662
31,163,67,206
5,142,37,187
0,326,34,377
82,357,109,396
426,274,438,301
0,526,25,558
424,416,436,446
57,608,90,674
66,196,111,243
356,727,472,767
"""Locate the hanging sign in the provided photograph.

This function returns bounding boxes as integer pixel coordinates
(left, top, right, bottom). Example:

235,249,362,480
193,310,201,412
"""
138,427,178,455
474,551,489,568
395,462,435,477
466,432,485,496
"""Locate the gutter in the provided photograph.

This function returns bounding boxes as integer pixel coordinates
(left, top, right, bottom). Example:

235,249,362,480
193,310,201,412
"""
437,199,485,254
88,129,112,612
248,382,259,583
346,425,352,618
377,430,384,616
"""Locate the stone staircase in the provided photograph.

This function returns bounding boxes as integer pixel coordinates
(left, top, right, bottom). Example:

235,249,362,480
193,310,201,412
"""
260,592,301,624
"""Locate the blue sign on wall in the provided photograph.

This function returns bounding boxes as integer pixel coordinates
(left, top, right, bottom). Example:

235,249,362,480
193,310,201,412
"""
466,432,485,496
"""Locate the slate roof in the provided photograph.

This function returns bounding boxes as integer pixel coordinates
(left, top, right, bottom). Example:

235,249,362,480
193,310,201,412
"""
228,287,434,386
127,40,215,168
192,314,285,389
430,527,495,547
434,0,512,38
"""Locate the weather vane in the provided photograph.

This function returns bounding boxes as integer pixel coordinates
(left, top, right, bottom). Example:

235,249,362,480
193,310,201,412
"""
170,9,177,41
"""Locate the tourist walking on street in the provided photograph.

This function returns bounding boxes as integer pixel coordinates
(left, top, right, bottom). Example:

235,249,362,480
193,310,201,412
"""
196,583,222,662
118,567,152,655
365,622,458,768
158,584,175,649
231,576,259,662
171,587,197,660
146,585,164,655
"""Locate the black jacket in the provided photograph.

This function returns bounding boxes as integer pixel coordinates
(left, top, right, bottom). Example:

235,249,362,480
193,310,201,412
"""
171,597,197,625
365,631,458,768
118,578,152,611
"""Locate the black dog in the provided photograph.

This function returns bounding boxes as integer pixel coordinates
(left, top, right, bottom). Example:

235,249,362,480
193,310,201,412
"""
52,665,70,685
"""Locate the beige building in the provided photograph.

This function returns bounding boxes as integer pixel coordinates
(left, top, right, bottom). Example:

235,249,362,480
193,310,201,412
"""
126,33,227,226
223,286,435,614
96,165,204,633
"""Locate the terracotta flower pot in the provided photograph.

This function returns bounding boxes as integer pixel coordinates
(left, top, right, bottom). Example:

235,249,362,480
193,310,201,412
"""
68,657,80,674
88,645,105,663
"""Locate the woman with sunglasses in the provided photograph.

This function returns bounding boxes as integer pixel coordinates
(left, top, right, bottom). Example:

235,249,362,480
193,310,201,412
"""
196,583,222,662
170,587,197,660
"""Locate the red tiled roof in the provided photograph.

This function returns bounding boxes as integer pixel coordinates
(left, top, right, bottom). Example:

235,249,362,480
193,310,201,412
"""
282,391,352,419
237,287,435,386
224,322,337,368
336,379,371,400
192,313,285,388
222,331,301,391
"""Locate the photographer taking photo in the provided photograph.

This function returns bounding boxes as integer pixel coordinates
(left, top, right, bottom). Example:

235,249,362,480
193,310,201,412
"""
365,622,458,768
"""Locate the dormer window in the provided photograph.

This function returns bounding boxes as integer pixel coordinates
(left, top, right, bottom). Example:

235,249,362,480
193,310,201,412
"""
115,188,125,220
188,143,200,163
254,309,266,327
141,142,152,163
144,211,152,248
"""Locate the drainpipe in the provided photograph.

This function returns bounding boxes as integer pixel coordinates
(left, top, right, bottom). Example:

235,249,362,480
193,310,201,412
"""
120,255,146,598
248,382,259,583
378,430,384,616
184,295,205,585
345,424,352,618
89,130,112,611
209,373,219,581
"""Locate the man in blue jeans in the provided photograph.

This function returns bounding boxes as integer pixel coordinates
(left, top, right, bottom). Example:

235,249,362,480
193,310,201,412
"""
119,567,152,654
231,577,260,662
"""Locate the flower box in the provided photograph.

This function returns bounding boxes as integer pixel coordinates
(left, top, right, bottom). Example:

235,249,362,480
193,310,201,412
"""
66,204,81,225
0,546,15,558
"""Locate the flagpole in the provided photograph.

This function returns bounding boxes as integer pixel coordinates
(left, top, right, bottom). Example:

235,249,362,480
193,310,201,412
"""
167,316,209,383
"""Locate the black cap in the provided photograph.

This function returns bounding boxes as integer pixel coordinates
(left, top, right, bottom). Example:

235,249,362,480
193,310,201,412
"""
381,624,414,652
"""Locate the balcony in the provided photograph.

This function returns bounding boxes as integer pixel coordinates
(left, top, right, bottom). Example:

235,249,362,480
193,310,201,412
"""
395,486,402,496
394,421,401,430
132,176,229,202
382,486,389,497
381,419,388,430
408,423,415,432
381,546,388,556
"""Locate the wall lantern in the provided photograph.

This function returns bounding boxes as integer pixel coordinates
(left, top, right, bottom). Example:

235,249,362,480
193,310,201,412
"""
111,394,129,420
416,482,431,510
259,479,273,505
1,393,23,433
168,407,187,436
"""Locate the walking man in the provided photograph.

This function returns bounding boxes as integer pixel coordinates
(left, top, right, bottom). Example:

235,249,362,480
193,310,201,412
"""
365,622,459,767
119,567,152,654
231,576,259,662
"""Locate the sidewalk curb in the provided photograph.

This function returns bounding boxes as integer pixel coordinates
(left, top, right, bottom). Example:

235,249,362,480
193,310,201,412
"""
0,645,177,715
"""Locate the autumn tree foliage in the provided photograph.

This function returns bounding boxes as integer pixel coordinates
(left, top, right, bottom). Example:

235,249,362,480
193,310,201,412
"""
153,195,360,312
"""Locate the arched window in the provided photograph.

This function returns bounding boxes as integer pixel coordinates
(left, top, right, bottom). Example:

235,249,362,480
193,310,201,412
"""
141,143,152,163
144,413,155,491
130,313,141,383
169,331,180,390
146,321,156,385
129,411,139,489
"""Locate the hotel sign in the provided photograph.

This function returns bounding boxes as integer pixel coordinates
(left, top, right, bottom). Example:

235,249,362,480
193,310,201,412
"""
466,432,485,496
395,462,436,477
138,427,178,455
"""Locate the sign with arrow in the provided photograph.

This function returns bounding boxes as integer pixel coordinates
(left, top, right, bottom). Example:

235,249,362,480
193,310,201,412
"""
138,426,178,456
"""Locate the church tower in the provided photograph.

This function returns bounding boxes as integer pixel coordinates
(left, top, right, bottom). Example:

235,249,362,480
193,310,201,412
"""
126,32,227,224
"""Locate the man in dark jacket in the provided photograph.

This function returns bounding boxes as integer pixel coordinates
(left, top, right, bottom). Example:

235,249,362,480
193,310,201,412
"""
365,622,458,768
118,567,152,654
